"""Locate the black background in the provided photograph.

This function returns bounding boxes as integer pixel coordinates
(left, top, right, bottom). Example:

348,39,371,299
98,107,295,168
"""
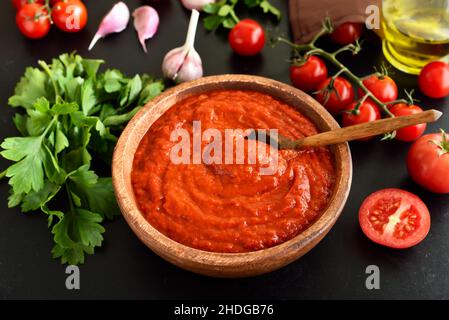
0,0,448,300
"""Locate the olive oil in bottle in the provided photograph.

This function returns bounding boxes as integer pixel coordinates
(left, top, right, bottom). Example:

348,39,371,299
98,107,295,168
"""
382,0,449,74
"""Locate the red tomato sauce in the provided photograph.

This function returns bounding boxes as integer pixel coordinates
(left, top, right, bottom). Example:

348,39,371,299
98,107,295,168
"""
132,90,335,253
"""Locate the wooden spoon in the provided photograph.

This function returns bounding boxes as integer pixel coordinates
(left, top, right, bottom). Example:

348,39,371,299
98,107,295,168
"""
251,109,442,149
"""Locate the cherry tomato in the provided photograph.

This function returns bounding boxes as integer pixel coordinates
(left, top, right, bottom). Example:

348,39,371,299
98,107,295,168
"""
359,188,430,249
418,61,449,99
316,77,355,115
407,131,449,194
330,22,363,45
52,0,87,33
228,19,265,56
389,103,426,142
12,0,44,10
358,75,398,104
16,3,51,39
342,101,381,140
289,56,328,92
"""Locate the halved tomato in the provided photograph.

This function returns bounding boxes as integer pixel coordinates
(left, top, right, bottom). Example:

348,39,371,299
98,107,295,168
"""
359,188,430,249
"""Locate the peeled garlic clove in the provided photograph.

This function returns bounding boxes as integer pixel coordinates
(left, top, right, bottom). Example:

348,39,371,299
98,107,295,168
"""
89,2,130,51
180,0,216,11
133,6,160,53
176,49,203,83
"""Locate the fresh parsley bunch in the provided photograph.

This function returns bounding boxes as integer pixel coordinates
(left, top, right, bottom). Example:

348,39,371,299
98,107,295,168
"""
203,0,281,31
0,53,164,265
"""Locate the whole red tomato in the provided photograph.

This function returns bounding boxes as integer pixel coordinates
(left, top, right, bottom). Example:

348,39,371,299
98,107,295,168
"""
330,22,364,45
358,75,398,104
52,0,87,33
316,77,355,115
407,131,449,194
418,61,449,99
289,56,328,92
389,103,426,142
16,3,51,39
229,19,265,56
342,101,381,140
12,0,44,10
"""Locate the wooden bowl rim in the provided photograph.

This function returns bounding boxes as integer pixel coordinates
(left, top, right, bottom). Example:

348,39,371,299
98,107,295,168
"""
112,74,352,272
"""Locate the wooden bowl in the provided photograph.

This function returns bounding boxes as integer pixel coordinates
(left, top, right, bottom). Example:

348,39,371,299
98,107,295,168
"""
112,75,352,278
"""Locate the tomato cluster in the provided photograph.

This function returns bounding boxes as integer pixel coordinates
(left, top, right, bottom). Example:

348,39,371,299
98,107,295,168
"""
13,0,87,39
288,22,433,143
291,55,427,142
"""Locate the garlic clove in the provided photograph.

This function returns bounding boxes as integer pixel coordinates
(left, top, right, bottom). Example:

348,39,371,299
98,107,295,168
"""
133,6,160,53
89,2,131,51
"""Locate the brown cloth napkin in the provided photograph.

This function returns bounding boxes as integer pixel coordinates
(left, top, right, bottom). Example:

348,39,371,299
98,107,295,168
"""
289,0,380,43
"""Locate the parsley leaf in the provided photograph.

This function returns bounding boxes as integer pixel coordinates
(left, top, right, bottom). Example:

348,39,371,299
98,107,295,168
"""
81,78,97,116
51,209,105,265
8,68,50,109
1,136,47,194
21,181,60,212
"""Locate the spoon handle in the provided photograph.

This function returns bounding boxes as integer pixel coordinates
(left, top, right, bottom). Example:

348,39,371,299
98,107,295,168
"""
295,109,442,148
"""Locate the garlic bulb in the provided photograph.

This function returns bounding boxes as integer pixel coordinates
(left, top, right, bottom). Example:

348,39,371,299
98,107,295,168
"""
180,0,216,11
162,9,203,83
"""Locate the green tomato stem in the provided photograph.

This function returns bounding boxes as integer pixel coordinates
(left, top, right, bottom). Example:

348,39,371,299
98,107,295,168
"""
438,129,449,154
276,34,395,118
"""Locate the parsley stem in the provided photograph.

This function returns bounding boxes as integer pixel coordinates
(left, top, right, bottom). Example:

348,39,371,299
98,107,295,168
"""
35,116,58,146
65,184,75,213
103,106,142,127
38,60,60,101
0,168,7,180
